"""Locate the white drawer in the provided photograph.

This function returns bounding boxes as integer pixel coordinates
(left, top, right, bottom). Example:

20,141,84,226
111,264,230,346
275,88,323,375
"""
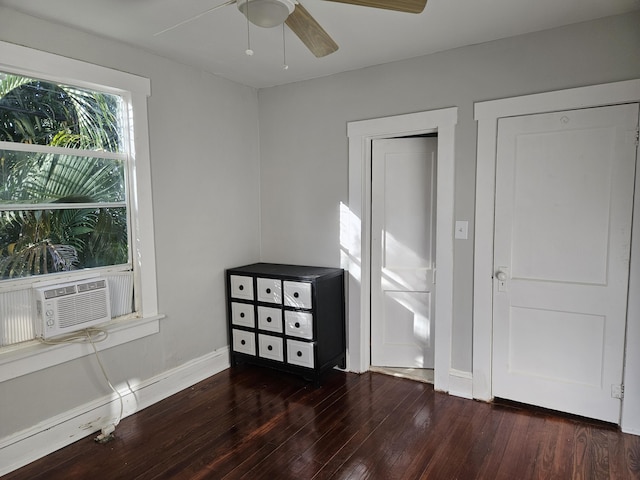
259,334,284,362
232,329,256,356
257,278,282,304
231,302,255,328
257,306,283,333
230,275,253,300
284,281,312,309
287,339,314,368
284,310,313,339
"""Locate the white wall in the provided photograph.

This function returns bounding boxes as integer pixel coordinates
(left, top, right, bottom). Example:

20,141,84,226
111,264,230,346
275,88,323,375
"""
257,11,640,373
0,8,261,437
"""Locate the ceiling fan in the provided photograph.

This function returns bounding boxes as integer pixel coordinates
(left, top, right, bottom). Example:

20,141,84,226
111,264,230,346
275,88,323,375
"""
155,0,427,58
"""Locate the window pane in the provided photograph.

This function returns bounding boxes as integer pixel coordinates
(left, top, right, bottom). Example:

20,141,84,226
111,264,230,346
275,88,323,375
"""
0,150,125,205
0,207,128,280
0,72,124,152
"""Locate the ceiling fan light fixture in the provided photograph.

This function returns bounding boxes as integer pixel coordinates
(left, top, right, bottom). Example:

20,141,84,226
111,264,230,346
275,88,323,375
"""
237,0,295,28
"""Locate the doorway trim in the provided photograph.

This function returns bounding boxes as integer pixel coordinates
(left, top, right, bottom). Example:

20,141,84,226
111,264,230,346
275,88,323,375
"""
346,107,458,394
473,79,640,433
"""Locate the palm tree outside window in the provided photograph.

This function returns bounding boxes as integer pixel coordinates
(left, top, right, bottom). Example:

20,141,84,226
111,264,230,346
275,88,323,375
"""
0,72,129,280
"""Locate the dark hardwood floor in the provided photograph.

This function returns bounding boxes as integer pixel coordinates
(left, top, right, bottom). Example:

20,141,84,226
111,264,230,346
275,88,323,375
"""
5,366,640,479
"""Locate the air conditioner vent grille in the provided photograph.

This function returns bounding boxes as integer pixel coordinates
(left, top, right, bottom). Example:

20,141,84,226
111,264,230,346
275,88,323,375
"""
57,290,109,328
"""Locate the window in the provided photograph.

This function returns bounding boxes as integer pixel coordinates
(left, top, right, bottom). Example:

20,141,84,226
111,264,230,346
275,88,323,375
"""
0,41,159,371
0,73,129,280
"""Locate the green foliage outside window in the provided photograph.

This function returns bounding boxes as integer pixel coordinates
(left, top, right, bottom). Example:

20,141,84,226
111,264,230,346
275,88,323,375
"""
0,73,129,280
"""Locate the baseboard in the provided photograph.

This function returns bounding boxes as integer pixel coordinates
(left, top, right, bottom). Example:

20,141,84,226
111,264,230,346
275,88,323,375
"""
0,347,230,477
448,368,473,399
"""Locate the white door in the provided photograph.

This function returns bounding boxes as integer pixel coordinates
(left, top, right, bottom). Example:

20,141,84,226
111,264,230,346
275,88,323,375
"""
371,137,437,368
492,103,639,422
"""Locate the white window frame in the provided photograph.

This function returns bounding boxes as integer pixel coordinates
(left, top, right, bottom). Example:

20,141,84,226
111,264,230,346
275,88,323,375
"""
0,41,161,382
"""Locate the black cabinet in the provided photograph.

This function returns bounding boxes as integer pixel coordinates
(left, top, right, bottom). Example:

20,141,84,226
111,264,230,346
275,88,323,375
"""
226,263,346,384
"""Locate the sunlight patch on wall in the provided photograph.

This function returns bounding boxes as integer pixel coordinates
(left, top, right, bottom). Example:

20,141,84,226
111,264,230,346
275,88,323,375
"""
340,201,361,280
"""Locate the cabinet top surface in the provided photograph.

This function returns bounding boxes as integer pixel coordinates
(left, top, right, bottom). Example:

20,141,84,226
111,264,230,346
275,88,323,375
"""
227,263,343,279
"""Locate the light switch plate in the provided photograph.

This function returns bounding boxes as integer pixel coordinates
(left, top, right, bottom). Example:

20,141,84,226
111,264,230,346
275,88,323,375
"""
455,221,468,240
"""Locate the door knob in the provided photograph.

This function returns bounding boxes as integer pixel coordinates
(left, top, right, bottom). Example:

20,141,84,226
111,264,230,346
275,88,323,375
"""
496,270,508,281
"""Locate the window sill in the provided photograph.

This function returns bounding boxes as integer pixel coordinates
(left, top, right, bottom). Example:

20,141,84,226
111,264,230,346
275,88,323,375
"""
0,314,164,383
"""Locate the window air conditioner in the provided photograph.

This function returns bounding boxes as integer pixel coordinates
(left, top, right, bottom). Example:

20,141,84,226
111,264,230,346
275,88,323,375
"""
34,278,112,339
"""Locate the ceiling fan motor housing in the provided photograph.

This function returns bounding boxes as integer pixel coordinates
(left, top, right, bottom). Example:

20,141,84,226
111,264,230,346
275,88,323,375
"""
237,0,296,28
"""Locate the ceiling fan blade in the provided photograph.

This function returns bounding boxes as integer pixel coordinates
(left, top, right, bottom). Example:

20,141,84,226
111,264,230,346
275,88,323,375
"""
285,3,338,58
324,0,427,14
154,0,237,36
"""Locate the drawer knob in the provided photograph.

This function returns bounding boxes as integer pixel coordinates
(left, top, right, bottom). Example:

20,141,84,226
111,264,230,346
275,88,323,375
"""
241,340,246,345
294,292,299,298
240,312,245,318
295,322,300,328
297,351,302,357
239,285,244,291
266,288,271,294
268,345,273,351
267,317,272,323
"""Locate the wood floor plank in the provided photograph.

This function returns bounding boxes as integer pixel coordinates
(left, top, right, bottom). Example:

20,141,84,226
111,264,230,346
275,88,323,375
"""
235,371,410,479
331,380,435,480
207,370,358,479
574,425,612,480
142,368,320,479
532,417,563,480
310,374,429,479
4,367,640,480
382,389,447,479
493,412,538,480
453,401,507,479
263,372,417,479
551,418,579,479
470,405,521,478
519,411,551,478
396,393,473,479
415,397,495,479
624,433,640,479
121,373,294,477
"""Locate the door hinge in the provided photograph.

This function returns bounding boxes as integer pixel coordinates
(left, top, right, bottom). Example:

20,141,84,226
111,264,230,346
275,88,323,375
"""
612,384,624,399
432,268,437,285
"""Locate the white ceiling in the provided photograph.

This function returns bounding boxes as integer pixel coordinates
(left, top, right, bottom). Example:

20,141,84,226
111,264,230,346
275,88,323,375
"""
1,0,638,88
